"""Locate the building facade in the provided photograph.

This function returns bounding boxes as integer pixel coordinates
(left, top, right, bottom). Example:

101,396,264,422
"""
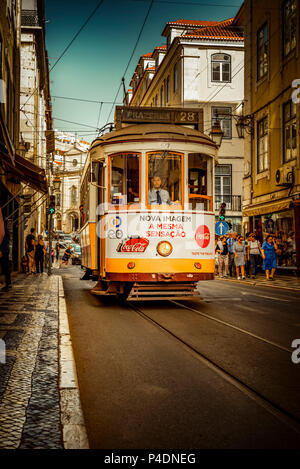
19,0,52,238
53,132,89,234
242,0,300,274
127,13,245,232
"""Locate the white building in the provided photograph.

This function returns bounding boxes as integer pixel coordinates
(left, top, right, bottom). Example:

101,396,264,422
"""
53,132,89,233
128,11,244,232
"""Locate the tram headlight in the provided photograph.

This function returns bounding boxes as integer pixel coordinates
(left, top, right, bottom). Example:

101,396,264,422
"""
156,241,173,257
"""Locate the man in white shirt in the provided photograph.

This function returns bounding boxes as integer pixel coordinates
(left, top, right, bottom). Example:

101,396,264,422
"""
148,176,171,205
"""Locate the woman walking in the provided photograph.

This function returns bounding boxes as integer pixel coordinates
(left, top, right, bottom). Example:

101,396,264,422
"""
35,235,46,275
61,245,72,266
216,236,229,278
233,235,246,280
247,233,262,278
261,234,277,280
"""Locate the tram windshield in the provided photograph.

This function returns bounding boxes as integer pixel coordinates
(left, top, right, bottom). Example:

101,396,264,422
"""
188,153,212,211
147,152,182,207
110,153,140,205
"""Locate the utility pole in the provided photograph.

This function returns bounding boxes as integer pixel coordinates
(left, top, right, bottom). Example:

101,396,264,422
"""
47,155,54,276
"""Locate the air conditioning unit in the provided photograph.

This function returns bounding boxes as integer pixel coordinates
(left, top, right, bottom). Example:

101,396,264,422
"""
275,167,294,186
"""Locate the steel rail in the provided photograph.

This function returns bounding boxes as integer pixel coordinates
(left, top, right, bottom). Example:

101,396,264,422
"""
126,300,300,436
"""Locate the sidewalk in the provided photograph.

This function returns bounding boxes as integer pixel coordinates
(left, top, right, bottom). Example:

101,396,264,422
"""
217,272,300,291
0,272,88,449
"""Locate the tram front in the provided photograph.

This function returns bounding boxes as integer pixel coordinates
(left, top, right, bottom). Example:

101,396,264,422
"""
89,107,218,300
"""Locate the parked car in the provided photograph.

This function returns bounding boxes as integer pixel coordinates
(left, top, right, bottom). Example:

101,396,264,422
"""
71,244,81,265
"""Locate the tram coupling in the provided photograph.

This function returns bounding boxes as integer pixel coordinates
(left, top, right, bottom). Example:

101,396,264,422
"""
127,282,201,301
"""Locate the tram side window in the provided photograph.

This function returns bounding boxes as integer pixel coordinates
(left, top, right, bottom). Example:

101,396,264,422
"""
110,153,140,205
147,152,182,207
188,154,210,211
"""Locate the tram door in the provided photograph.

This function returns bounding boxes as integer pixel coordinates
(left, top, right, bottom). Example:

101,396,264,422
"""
98,163,106,277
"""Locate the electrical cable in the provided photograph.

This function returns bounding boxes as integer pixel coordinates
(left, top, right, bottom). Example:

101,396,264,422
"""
106,0,155,124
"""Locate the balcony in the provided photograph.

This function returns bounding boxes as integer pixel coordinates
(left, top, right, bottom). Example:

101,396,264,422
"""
21,10,41,27
214,195,242,212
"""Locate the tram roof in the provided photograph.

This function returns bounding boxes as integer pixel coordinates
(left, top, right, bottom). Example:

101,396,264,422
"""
90,123,217,150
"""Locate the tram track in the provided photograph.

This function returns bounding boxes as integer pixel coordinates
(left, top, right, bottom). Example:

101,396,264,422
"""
126,300,300,437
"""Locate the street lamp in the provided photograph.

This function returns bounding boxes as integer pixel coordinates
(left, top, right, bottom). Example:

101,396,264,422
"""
235,115,254,138
210,120,224,147
53,177,61,192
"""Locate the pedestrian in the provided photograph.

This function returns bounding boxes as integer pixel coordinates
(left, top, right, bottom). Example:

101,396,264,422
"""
0,208,12,291
233,235,246,280
35,235,46,275
247,234,262,278
261,234,278,280
244,233,251,278
55,242,60,262
25,228,36,274
227,232,236,277
61,245,72,266
216,236,229,278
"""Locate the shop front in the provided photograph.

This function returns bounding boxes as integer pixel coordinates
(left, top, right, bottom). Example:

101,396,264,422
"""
243,198,299,275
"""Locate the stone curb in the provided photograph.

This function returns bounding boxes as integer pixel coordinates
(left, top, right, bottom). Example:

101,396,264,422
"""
218,276,300,292
58,276,89,449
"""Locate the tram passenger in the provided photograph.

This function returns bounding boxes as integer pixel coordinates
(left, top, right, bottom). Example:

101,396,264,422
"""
148,176,171,205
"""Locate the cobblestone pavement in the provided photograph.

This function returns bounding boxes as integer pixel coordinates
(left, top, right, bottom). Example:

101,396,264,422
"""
0,274,63,449
218,272,300,291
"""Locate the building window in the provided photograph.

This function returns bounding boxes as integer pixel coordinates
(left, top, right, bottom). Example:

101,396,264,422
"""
173,63,178,92
160,85,164,106
257,23,268,80
212,107,232,139
215,165,232,208
283,0,297,57
283,100,297,162
166,76,170,103
211,53,231,83
257,117,269,173
70,186,77,206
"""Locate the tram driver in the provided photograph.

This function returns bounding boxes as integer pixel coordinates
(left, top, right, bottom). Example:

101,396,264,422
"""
148,176,171,205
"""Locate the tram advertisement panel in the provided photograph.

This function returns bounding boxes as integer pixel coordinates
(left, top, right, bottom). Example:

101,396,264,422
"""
100,211,214,260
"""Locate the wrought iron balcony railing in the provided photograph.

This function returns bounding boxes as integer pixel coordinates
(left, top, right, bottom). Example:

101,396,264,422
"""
21,10,41,27
214,195,242,212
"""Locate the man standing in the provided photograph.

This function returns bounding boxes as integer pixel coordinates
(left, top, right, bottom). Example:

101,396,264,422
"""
25,228,36,274
227,232,236,277
0,208,12,291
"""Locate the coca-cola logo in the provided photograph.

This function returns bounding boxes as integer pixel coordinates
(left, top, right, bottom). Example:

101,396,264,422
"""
118,237,149,253
195,225,210,248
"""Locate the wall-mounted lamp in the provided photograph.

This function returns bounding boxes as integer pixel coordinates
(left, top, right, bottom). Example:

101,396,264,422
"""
210,120,224,147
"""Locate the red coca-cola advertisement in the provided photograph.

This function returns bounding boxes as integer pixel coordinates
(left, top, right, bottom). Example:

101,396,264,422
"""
195,225,210,248
118,237,149,253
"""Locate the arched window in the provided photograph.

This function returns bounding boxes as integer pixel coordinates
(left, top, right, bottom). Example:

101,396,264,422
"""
211,53,231,83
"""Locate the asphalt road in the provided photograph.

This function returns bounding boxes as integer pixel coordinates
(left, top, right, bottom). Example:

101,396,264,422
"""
61,265,300,449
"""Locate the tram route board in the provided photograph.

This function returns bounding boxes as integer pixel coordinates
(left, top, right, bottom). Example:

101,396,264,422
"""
115,106,204,131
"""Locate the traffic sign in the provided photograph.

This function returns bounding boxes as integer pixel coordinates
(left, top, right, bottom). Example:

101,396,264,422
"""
215,220,229,236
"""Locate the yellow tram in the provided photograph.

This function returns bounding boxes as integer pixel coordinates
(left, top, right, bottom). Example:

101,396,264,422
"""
80,106,218,300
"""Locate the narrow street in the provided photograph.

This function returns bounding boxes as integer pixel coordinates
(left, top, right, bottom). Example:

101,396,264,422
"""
62,265,300,449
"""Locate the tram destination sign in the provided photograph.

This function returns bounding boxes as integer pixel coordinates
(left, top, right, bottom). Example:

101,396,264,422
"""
115,106,203,131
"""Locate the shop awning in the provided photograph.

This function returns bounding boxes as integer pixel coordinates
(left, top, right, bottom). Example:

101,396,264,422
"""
243,199,291,217
1,150,48,194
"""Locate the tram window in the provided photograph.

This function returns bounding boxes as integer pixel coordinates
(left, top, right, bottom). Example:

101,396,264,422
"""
147,152,182,206
188,153,211,211
110,153,140,206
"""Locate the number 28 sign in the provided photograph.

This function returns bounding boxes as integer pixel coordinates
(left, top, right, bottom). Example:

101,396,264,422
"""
195,225,210,248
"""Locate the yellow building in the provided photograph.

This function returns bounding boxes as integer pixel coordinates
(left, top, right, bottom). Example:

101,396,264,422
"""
242,0,300,275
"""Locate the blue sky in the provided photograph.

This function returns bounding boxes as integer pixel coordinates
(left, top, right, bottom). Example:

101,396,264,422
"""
45,0,243,142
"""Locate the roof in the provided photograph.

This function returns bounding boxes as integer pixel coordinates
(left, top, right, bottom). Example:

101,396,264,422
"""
184,18,244,41
168,19,220,26
90,123,216,150
141,52,153,58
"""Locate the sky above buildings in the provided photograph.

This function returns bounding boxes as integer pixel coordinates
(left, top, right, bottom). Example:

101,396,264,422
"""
45,0,243,143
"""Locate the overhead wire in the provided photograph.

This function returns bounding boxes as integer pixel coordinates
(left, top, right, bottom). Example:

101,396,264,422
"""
106,0,155,124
